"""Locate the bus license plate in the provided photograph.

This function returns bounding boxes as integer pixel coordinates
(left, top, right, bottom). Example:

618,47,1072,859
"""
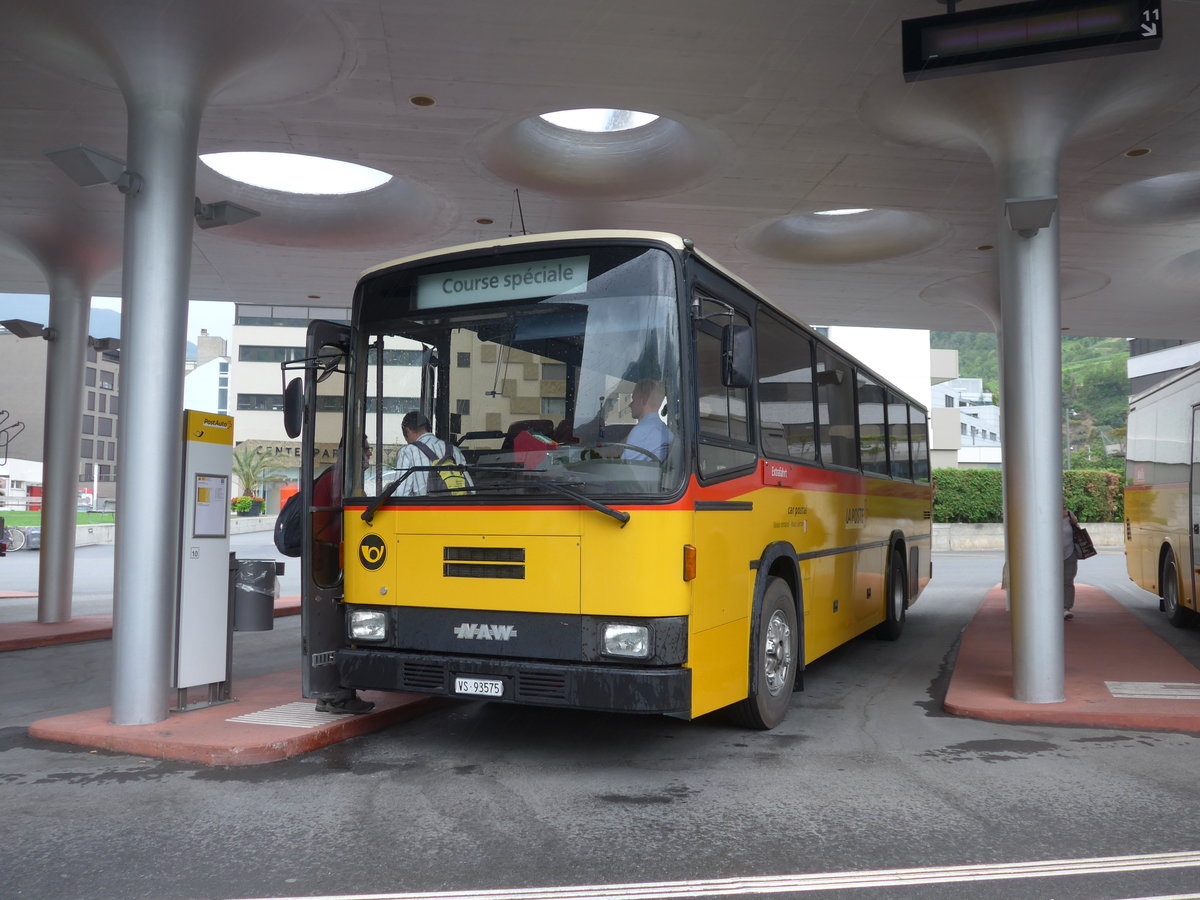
455,676,504,697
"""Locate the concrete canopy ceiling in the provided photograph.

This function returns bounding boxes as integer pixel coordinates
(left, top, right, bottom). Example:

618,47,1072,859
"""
3,0,1200,338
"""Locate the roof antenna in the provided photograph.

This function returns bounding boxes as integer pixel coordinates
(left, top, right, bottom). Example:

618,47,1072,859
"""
509,188,527,236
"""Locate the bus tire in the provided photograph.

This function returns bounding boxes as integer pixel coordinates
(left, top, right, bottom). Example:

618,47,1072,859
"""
873,550,907,641
733,577,798,730
1162,553,1193,628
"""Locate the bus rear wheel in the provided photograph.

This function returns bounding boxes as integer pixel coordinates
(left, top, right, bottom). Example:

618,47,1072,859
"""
733,577,798,730
873,551,907,641
1162,554,1193,628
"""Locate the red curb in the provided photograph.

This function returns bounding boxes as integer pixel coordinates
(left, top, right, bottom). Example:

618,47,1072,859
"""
29,669,448,766
0,591,39,599
945,585,1200,732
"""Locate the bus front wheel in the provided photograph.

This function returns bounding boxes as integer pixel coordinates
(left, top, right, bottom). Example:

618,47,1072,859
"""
1162,554,1193,628
733,577,798,730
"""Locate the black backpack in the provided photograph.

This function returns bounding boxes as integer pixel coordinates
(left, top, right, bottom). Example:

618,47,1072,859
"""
273,492,303,557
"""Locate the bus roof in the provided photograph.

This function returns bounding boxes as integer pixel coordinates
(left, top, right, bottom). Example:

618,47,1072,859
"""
1129,360,1200,408
359,230,689,280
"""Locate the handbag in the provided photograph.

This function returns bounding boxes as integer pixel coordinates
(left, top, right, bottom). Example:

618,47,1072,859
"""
1071,522,1097,559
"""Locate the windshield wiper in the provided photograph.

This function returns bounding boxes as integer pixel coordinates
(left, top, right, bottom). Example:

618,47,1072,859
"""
361,470,630,527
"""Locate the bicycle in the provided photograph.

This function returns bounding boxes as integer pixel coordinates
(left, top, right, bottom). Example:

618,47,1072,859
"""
2,525,26,552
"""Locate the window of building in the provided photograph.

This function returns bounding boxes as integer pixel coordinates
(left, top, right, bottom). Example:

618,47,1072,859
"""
81,439,93,458
87,391,95,411
85,367,97,387
108,442,117,461
237,345,307,363
81,463,93,480
82,415,94,435
456,399,471,416
98,394,106,413
237,393,284,412
99,371,115,390
110,394,118,414
457,352,472,368
86,347,97,363
98,417,113,437
541,397,565,418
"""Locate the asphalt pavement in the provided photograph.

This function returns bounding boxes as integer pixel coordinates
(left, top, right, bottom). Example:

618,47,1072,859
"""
2,548,1200,900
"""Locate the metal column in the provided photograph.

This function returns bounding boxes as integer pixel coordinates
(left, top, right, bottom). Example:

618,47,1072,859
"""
110,96,203,726
996,163,1065,704
37,275,92,623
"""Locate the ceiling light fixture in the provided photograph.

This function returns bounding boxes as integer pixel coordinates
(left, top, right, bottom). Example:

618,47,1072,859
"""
194,198,261,230
814,208,872,216
44,143,142,195
409,95,436,107
1125,147,1151,157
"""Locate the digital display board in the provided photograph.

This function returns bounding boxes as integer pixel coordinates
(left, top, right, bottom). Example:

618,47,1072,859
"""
902,0,1162,82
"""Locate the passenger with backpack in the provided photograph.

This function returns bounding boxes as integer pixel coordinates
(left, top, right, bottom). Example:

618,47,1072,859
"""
393,411,471,497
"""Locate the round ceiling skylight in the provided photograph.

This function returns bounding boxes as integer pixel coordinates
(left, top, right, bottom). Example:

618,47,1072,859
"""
200,151,392,195
539,108,659,133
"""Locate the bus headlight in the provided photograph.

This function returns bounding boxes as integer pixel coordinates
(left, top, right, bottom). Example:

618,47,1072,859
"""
602,623,650,658
349,609,388,641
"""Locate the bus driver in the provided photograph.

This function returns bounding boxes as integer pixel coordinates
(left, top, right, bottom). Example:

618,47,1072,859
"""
622,378,672,462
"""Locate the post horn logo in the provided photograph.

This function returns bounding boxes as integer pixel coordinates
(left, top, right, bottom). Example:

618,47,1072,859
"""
358,534,386,570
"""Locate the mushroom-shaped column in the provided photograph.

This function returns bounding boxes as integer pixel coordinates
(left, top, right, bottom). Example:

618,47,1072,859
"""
3,0,351,724
7,207,122,624
862,36,1198,703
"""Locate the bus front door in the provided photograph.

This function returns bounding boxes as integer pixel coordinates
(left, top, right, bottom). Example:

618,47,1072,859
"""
298,321,352,700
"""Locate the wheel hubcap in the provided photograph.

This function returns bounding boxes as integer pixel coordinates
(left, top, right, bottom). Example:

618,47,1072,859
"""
763,610,793,696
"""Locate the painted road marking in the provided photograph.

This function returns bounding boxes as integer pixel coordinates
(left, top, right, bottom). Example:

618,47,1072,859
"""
226,701,343,728
1107,681,1200,700
235,850,1200,900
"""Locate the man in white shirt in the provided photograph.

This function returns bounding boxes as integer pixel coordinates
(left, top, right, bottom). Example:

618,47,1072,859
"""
621,379,672,462
394,411,470,497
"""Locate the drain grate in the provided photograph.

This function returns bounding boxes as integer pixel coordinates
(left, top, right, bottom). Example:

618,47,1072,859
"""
1105,681,1200,700
226,701,347,729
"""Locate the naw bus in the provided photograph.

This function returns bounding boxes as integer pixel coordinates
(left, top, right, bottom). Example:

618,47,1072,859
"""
282,231,932,728
1125,362,1200,627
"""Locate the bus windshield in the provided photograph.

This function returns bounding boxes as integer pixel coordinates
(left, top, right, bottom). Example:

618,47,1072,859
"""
354,244,685,500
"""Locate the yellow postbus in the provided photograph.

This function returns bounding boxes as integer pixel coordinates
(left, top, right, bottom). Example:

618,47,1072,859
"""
283,231,932,728
1125,362,1200,627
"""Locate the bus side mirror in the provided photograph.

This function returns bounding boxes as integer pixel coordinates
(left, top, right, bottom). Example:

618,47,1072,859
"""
283,377,304,438
722,324,753,389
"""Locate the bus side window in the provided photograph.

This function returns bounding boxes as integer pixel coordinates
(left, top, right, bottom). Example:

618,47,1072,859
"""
857,373,888,476
756,313,816,462
695,300,755,478
910,407,930,482
888,392,912,480
815,347,856,469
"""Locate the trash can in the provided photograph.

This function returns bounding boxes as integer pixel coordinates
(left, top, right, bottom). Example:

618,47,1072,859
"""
232,558,278,632
23,526,40,551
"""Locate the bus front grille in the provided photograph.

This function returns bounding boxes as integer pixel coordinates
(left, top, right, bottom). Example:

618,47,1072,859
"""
517,671,568,701
443,562,526,579
402,661,447,692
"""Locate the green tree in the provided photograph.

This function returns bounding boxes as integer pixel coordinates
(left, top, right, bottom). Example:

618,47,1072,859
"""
231,444,288,499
